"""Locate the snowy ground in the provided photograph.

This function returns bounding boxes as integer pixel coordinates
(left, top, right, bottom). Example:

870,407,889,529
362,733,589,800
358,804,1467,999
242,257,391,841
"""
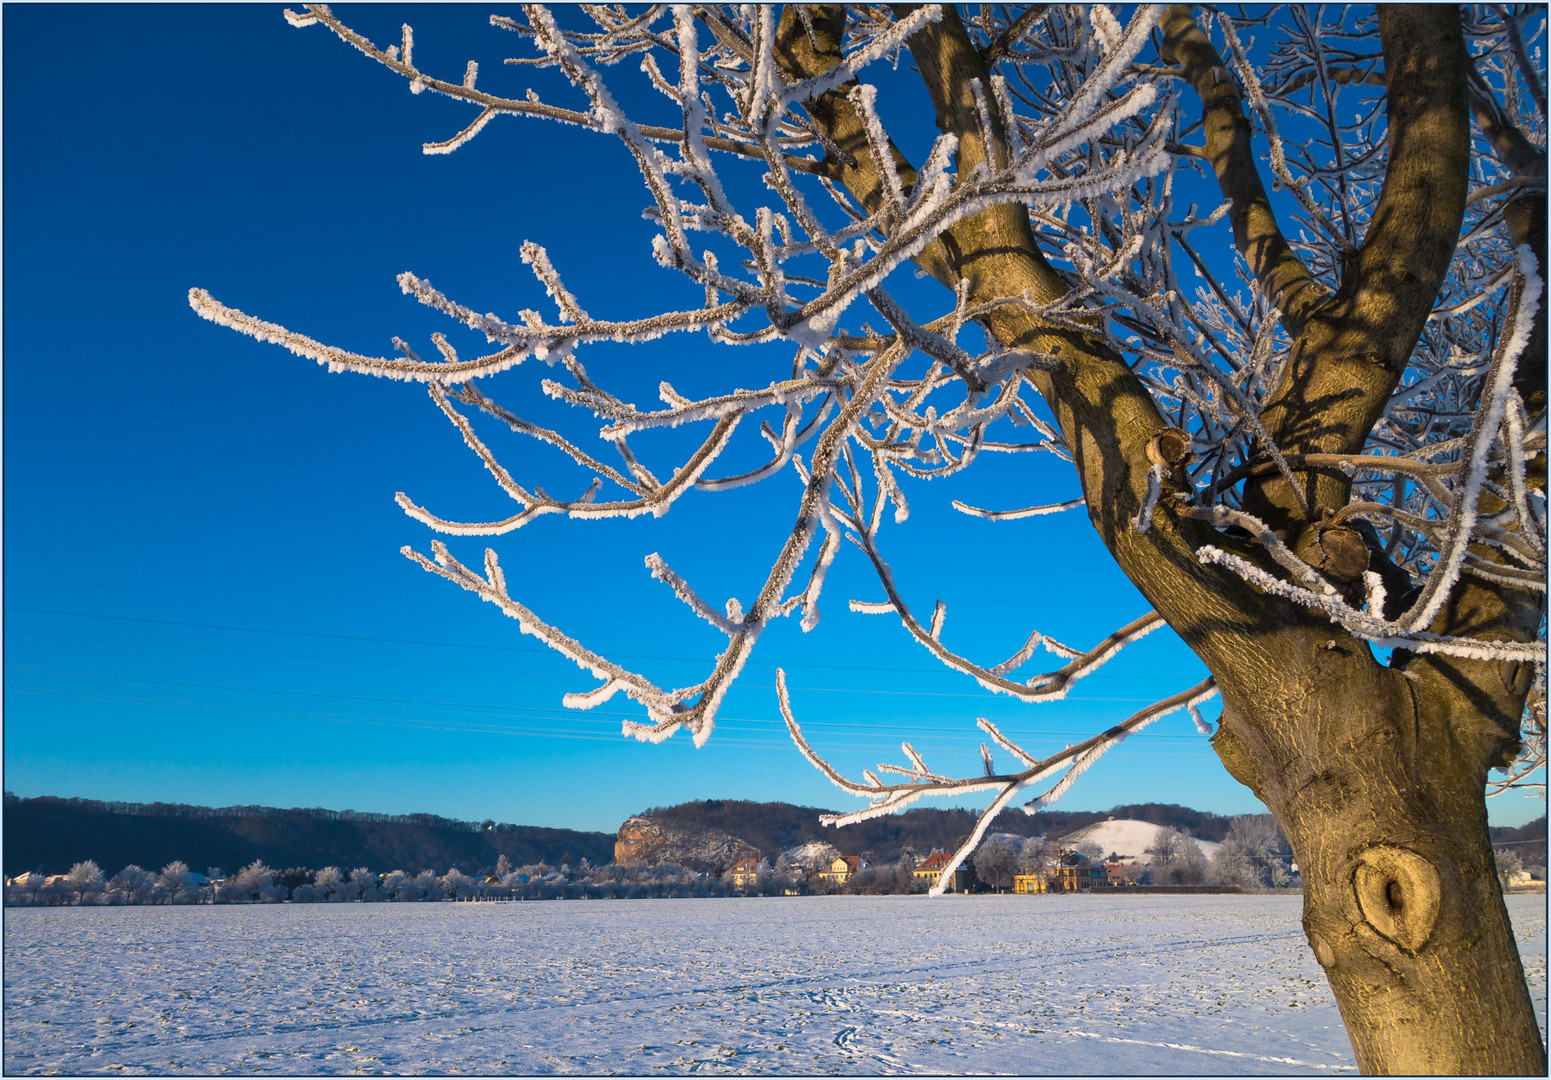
5,894,1544,1075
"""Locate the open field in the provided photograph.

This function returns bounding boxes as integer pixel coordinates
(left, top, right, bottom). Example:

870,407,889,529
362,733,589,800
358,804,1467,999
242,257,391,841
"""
4,893,1545,1075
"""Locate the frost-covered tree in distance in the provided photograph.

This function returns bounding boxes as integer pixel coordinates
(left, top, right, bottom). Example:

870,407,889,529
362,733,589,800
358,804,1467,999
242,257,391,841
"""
191,5,1546,1072
971,832,1020,890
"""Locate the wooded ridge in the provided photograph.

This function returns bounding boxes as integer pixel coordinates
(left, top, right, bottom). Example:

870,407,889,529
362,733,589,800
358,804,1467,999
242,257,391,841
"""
2,794,614,878
12,792,1538,877
631,797,1245,864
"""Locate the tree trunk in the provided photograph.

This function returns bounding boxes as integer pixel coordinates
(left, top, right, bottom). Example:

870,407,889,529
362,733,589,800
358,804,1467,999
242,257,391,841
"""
1214,658,1544,1074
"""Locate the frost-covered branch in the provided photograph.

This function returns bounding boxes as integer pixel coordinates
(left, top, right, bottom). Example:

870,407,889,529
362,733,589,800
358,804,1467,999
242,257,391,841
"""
781,670,1218,894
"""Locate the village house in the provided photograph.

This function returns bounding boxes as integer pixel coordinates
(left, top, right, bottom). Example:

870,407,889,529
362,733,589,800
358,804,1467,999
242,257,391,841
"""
1104,860,1141,886
729,857,761,889
816,854,868,884
1012,867,1049,894
1054,850,1106,891
1014,851,1106,893
911,852,969,893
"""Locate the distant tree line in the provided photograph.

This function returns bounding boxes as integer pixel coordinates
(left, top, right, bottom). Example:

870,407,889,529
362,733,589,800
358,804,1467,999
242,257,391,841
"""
22,814,1458,906
1488,817,1549,873
2,793,614,878
6,851,917,906
8,795,477,829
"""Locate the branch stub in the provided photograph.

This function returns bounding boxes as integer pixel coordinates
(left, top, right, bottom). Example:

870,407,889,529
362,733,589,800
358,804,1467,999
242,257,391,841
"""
1145,427,1191,473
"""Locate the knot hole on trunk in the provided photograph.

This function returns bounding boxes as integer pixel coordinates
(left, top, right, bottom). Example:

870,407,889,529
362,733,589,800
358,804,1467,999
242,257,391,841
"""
1352,845,1441,953
1145,427,1191,477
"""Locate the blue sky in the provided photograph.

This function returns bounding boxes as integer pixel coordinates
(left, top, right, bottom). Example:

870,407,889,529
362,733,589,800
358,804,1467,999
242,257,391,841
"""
4,5,1541,834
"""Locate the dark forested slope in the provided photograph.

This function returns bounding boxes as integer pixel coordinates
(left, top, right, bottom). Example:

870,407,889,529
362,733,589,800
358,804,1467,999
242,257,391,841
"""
1491,815,1549,870
3,794,614,877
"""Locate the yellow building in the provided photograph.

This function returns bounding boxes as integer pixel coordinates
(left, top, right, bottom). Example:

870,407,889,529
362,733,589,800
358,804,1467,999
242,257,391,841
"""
1053,850,1106,891
912,852,969,892
730,857,761,888
816,855,867,883
1012,869,1049,893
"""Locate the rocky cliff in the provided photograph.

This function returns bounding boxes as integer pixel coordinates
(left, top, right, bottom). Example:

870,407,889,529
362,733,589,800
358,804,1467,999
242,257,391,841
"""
613,815,760,871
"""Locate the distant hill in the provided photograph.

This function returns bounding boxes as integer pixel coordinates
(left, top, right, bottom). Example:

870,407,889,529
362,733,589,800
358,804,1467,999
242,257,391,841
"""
627,801,1544,869
1057,818,1221,861
625,799,1244,866
2,794,614,878
1492,816,1548,870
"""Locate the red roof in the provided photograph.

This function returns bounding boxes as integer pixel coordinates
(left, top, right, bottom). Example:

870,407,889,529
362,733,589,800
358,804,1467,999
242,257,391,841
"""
916,852,958,872
732,857,759,873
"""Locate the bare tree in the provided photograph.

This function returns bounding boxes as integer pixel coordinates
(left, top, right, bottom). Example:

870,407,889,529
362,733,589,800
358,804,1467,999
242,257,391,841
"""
972,833,1020,891
412,869,444,901
157,859,206,904
1494,846,1526,887
64,860,105,905
106,864,158,905
380,869,412,901
1144,826,1184,870
1216,813,1293,889
1018,835,1057,876
193,5,1546,1071
216,859,284,904
1073,840,1105,863
440,867,477,899
1149,826,1207,884
349,867,380,901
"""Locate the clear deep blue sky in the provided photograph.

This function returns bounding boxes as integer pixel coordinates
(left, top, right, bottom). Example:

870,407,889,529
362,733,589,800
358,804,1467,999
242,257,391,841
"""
4,5,1541,834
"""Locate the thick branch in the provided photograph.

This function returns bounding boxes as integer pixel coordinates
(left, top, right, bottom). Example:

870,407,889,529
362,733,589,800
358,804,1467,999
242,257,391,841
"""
1159,6,1328,338
1247,6,1473,533
773,7,958,284
1468,72,1548,412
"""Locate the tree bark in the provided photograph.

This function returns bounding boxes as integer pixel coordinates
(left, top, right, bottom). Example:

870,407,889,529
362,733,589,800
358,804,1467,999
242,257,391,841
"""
774,6,1546,1073
1214,650,1544,1074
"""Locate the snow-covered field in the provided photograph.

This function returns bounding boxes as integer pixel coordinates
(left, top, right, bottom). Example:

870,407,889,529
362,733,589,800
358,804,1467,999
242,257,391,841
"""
5,894,1544,1075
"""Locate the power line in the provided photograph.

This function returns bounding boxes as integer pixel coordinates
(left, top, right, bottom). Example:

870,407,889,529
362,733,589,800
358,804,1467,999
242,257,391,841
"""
3,668,1209,731
4,683,1222,757
0,605,930,672
4,628,1194,699
0,648,1171,702
6,628,573,680
3,604,1199,683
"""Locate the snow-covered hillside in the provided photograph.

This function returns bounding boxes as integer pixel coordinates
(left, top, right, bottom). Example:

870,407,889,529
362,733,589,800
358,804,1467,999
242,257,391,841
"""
1059,818,1221,862
777,839,841,871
